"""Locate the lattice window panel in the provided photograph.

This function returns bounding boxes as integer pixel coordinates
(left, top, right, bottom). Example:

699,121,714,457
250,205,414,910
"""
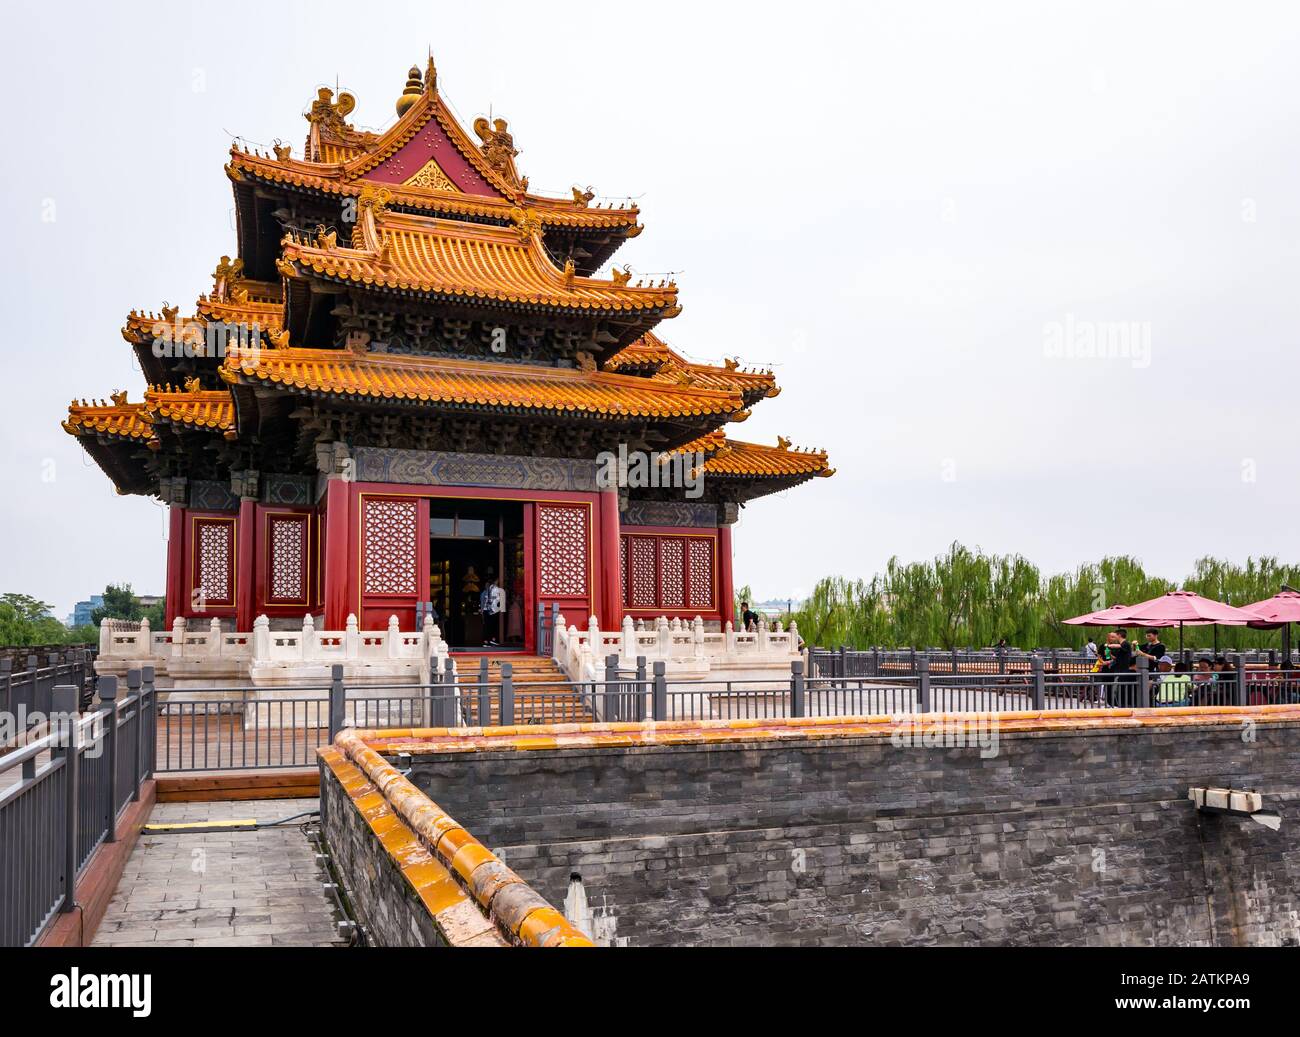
363,499,419,596
660,539,685,609
268,515,307,603
688,539,714,609
629,537,658,609
620,537,629,607
196,520,233,606
538,505,588,598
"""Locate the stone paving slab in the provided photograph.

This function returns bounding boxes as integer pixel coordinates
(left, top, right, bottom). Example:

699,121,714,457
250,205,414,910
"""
92,798,346,948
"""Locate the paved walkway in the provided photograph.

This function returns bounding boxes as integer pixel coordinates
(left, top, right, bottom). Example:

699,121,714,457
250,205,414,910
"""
92,798,346,947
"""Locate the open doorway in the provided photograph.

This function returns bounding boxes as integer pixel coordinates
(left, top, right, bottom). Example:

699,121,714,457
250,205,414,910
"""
428,500,526,651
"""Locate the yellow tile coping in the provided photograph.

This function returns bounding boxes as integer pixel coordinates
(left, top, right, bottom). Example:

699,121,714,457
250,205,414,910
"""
323,734,593,948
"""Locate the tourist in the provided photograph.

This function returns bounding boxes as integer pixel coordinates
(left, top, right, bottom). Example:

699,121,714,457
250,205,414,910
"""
1104,629,1136,706
1084,637,1098,661
1192,658,1216,706
1135,629,1167,671
740,601,759,632
1156,656,1192,707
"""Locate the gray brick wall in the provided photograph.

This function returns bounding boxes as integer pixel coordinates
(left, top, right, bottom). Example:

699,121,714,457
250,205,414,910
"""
403,721,1300,946
320,768,448,947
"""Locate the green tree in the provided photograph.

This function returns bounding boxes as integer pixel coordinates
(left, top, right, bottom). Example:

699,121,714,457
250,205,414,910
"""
91,584,143,625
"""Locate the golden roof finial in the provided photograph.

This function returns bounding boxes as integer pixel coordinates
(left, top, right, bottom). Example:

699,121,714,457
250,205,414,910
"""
396,64,423,117
425,52,437,93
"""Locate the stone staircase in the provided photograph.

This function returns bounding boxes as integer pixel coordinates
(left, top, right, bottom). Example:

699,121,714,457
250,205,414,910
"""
453,655,593,727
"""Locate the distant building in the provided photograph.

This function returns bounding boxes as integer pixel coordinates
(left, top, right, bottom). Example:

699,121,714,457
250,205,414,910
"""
68,595,104,628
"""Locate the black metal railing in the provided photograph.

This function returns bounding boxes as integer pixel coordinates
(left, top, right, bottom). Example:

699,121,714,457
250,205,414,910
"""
0,650,96,744
0,673,154,947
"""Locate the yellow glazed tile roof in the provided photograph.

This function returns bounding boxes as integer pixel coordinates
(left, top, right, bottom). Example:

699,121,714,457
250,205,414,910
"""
221,347,746,420
64,387,235,442
232,147,641,231
228,72,641,233
62,397,152,440
143,385,236,431
279,210,677,314
609,333,779,399
675,431,833,479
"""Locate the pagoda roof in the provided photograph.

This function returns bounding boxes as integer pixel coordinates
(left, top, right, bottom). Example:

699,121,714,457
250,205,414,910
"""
219,347,745,423
227,60,642,235
230,147,640,233
608,333,779,404
63,386,236,444
678,430,834,481
278,207,678,317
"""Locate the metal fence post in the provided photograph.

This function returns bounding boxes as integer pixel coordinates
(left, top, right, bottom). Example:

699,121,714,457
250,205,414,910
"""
1031,655,1045,710
98,676,118,843
24,655,38,730
838,645,848,681
635,656,647,722
466,660,484,728
53,685,79,914
500,663,515,726
1233,654,1247,707
476,658,489,727
871,647,881,677
917,657,931,713
605,654,620,721
997,645,1007,676
1136,655,1151,709
791,659,806,718
126,668,142,802
909,647,917,677
141,665,156,779
328,664,346,740
652,661,667,721
535,603,545,657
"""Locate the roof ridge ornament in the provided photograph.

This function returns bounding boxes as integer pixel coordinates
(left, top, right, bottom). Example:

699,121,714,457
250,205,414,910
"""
509,206,543,242
396,65,423,117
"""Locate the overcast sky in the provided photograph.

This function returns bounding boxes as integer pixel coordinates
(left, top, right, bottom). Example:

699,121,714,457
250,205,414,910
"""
3,1,1299,618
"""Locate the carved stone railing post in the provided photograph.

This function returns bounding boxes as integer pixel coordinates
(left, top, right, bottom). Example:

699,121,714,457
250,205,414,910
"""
138,617,151,657
387,615,401,659
693,616,705,660
725,620,736,654
303,614,318,660
621,616,635,664
345,614,360,659
252,615,270,664
208,617,222,659
171,617,187,661
758,616,770,652
657,617,670,655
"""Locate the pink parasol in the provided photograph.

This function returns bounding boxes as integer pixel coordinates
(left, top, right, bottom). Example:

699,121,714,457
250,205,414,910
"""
1239,590,1300,628
1240,590,1300,660
1100,590,1258,654
1106,591,1257,626
1062,605,1133,627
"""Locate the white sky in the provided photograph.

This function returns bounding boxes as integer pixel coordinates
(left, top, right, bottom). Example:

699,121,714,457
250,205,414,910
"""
3,0,1299,618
